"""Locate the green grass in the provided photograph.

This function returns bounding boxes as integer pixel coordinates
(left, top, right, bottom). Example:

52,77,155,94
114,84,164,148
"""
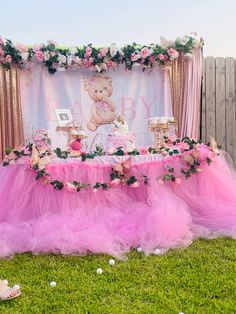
0,238,235,314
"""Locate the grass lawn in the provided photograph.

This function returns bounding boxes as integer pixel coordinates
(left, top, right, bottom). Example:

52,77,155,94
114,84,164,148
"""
0,238,235,314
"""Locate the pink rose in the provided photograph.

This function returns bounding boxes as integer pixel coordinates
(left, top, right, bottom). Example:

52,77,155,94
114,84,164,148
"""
110,178,121,187
157,177,164,184
66,182,77,192
175,177,183,184
148,55,156,64
99,47,108,57
131,181,140,188
176,142,189,152
140,47,152,59
36,51,44,62
167,48,177,56
131,52,140,62
47,39,57,46
157,53,165,61
33,44,44,52
163,55,168,61
0,47,3,56
106,60,117,69
15,43,27,52
5,55,12,63
139,147,148,155
83,57,94,68
85,46,92,58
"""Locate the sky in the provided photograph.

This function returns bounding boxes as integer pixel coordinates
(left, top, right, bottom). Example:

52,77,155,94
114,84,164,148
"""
0,0,236,57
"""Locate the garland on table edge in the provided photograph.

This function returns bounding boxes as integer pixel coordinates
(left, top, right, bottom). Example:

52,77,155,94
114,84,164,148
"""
1,130,220,194
0,33,204,74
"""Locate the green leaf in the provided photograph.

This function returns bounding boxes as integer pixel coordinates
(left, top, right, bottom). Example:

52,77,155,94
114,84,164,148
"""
35,170,45,180
5,147,13,155
206,157,212,166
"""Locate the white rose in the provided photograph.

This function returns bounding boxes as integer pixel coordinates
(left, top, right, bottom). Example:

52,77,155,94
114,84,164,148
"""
69,46,77,54
192,38,200,48
160,36,174,49
58,53,67,64
169,51,179,61
110,44,118,57
100,63,107,71
67,57,73,65
184,53,193,59
21,52,29,61
179,35,189,46
73,56,82,65
44,53,50,61
95,64,101,72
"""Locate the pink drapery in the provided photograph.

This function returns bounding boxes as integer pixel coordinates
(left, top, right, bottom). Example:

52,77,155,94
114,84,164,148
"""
180,49,203,139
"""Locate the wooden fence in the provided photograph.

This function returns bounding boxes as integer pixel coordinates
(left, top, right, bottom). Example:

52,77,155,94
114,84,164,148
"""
200,57,236,163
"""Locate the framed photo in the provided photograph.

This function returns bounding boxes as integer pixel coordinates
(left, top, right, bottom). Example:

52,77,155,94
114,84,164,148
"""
54,109,73,126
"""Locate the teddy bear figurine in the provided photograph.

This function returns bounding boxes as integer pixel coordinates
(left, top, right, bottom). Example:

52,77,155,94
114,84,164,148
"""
84,75,116,131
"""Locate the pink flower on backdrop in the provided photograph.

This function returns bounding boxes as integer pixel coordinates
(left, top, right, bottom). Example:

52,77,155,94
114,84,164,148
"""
5,55,12,63
175,177,183,184
167,48,177,57
131,181,140,188
0,47,3,56
85,46,92,58
99,47,108,57
139,147,149,155
157,53,165,61
131,52,140,62
140,47,152,59
0,37,4,45
191,31,198,37
15,43,27,52
66,182,77,192
163,55,168,61
110,178,121,187
52,62,59,69
105,60,117,69
148,55,156,64
47,39,58,46
33,44,44,52
36,51,44,62
83,57,94,68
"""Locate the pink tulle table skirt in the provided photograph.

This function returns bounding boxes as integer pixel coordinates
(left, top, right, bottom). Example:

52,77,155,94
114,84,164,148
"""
0,153,236,259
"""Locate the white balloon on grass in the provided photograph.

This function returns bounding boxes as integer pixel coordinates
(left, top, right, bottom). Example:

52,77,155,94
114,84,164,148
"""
96,268,103,274
50,281,57,287
109,259,115,266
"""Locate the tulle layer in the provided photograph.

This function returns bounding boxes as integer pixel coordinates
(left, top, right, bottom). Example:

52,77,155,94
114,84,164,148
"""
0,152,236,259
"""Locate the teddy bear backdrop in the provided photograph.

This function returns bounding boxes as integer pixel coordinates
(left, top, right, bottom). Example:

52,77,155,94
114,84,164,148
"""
20,64,172,148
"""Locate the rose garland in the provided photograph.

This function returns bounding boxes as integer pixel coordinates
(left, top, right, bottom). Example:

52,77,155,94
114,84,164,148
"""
0,33,204,74
2,130,219,194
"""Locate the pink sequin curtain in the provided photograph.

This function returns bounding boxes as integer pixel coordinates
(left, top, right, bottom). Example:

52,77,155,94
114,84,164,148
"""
0,66,24,161
169,49,203,139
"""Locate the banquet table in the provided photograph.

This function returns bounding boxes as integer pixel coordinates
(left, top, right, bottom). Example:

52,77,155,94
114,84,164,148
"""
0,150,236,259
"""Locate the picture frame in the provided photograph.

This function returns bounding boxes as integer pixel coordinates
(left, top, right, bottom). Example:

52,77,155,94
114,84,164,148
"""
54,109,73,126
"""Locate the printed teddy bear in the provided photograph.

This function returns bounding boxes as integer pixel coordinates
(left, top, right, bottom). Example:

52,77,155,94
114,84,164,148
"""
84,75,116,131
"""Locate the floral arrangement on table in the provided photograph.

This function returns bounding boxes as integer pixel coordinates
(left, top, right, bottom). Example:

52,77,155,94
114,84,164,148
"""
2,129,220,194
0,33,204,74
